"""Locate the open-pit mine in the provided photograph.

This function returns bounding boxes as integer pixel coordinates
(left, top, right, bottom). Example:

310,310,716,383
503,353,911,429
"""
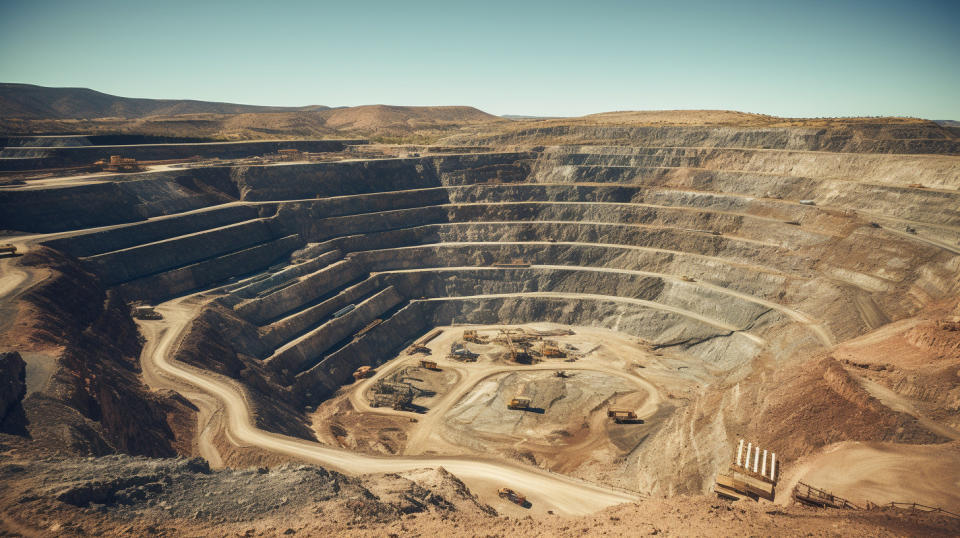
2,113,960,535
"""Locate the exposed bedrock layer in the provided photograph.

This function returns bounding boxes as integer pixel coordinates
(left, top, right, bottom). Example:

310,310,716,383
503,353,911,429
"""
0,168,244,232
0,351,28,434
447,123,960,154
0,152,531,233
2,248,195,457
6,137,959,493
1,134,213,148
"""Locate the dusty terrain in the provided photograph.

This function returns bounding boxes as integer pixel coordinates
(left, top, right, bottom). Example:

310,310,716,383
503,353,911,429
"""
2,453,958,537
1,104,959,535
311,324,682,488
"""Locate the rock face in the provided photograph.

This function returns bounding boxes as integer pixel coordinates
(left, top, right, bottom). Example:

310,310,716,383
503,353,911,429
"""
0,139,360,171
446,122,960,155
12,248,195,457
0,351,27,435
0,454,495,525
3,124,958,502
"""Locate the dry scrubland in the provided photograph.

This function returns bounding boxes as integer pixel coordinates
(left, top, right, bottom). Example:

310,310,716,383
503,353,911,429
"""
1,101,960,536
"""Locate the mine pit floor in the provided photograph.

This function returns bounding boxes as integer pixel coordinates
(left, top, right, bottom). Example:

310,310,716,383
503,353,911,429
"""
311,323,706,489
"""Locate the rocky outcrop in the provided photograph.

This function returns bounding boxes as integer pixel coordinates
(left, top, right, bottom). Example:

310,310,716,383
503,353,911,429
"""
0,453,495,531
13,248,195,457
0,351,27,434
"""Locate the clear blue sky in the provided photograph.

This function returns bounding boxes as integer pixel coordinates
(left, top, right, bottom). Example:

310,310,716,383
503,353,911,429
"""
1,0,957,118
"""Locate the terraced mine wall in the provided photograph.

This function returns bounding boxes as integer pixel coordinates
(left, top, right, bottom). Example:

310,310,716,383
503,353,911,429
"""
12,139,960,464
1,134,213,148
453,123,960,154
0,139,365,171
1,168,244,232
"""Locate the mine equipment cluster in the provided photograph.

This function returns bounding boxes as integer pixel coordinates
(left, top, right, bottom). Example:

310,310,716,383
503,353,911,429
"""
368,367,430,411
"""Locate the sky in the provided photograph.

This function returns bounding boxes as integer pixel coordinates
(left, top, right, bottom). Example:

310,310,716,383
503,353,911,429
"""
1,0,958,118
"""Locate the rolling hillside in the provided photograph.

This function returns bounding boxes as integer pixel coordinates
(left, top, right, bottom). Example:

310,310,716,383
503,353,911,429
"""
0,84,507,141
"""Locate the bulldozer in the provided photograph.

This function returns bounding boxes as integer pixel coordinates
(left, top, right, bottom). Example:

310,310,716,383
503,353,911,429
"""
507,396,532,410
419,359,439,370
0,244,17,256
607,408,638,423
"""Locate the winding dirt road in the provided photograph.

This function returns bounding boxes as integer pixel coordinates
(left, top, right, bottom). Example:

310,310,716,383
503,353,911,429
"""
139,299,640,515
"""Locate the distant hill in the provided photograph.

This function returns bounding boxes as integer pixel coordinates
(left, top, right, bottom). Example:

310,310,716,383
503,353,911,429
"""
0,83,319,119
501,114,565,120
0,84,507,142
319,104,500,130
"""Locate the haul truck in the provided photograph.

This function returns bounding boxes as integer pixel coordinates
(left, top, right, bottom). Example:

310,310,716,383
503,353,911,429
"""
607,409,639,423
498,487,528,506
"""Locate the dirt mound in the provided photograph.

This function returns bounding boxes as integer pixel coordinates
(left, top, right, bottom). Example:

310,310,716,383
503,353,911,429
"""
750,356,948,462
905,320,960,356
